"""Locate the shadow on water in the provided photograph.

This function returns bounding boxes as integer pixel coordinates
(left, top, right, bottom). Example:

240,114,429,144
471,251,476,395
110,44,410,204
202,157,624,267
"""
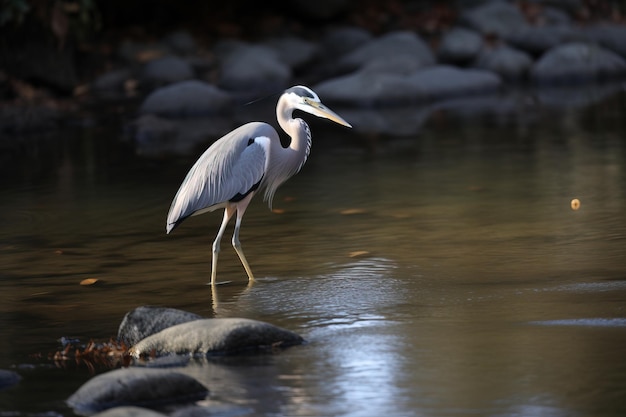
1,85,626,416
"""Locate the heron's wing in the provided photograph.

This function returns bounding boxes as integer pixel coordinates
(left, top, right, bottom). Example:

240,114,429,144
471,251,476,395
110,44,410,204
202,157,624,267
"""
166,122,277,233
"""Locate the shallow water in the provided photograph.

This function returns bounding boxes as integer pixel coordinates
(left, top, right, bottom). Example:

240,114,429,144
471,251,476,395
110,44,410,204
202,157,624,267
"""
1,88,626,416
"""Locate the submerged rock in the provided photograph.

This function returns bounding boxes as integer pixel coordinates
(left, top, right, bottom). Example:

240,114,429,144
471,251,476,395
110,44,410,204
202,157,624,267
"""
118,306,203,347
128,318,304,357
67,367,208,415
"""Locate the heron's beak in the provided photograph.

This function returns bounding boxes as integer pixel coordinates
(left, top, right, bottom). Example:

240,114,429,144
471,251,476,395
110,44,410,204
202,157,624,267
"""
305,99,352,128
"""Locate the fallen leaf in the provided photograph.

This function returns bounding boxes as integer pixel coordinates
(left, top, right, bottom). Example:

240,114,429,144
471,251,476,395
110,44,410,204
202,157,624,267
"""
340,208,366,215
80,278,100,286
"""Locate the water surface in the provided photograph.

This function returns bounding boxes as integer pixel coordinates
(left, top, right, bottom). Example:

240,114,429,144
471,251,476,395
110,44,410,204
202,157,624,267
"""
1,89,625,416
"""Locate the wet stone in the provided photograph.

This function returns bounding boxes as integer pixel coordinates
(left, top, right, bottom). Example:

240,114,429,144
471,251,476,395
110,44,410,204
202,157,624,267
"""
118,306,203,347
128,318,304,357
92,406,169,417
67,367,208,415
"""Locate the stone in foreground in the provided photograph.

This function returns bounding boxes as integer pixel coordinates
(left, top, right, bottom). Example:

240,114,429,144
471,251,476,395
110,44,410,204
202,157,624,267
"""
92,406,169,417
67,368,208,415
118,306,203,347
129,318,304,357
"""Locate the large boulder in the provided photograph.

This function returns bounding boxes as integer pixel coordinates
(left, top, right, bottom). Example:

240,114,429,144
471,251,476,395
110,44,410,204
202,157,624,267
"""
67,368,208,415
128,318,304,357
530,42,626,84
138,81,233,117
118,306,203,347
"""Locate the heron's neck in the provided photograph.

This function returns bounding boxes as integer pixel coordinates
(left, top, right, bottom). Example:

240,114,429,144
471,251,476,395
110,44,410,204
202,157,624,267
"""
262,97,311,207
276,97,308,152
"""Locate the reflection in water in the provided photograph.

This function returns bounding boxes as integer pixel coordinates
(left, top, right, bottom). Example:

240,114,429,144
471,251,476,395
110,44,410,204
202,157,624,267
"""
1,88,626,416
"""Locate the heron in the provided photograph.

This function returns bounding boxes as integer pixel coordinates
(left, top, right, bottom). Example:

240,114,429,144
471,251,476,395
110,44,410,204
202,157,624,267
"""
166,85,351,285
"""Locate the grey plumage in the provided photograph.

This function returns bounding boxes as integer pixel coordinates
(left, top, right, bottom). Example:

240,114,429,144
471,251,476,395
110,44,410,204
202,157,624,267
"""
166,85,351,285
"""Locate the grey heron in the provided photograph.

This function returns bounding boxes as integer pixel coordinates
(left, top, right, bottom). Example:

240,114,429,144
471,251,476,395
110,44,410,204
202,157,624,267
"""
166,85,351,285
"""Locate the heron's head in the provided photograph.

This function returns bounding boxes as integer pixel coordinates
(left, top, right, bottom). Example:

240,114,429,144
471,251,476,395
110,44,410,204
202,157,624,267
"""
284,86,352,128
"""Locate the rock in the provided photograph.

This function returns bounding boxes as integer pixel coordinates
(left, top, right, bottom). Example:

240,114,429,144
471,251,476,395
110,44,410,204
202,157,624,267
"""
93,68,134,92
462,1,529,38
407,65,502,100
264,36,319,69
218,44,291,95
530,42,626,84
139,81,233,117
473,45,533,80
337,31,435,72
118,306,203,347
542,6,573,25
141,56,194,87
128,318,304,357
507,25,583,55
314,71,420,106
322,26,373,59
585,24,626,59
361,54,430,75
171,404,254,417
92,406,169,417
163,30,197,56
0,369,21,390
438,27,484,63
67,368,208,415
315,65,502,106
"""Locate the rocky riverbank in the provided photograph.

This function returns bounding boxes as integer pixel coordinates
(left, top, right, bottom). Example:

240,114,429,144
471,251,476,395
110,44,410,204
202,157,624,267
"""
2,0,626,141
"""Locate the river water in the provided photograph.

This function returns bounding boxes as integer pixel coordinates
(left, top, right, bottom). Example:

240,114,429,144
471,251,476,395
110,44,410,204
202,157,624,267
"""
1,86,625,416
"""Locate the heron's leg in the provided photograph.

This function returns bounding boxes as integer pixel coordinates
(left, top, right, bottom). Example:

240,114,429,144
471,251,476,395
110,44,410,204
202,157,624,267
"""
232,194,255,283
211,206,236,285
